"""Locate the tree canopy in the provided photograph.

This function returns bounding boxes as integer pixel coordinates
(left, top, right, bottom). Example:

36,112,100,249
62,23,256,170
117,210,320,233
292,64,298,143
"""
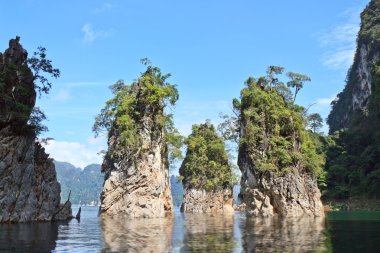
179,121,235,191
220,66,325,179
93,61,183,167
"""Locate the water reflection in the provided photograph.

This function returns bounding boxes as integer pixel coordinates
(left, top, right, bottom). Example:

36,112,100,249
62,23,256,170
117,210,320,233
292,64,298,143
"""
101,215,173,253
180,213,236,252
3,207,380,252
241,216,326,252
0,221,61,253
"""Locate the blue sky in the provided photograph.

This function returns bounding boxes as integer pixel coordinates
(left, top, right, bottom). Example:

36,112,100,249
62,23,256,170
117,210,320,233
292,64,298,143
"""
0,0,369,169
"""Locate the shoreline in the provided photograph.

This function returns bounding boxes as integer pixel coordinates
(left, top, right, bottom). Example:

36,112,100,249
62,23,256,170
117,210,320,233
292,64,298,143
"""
323,197,380,212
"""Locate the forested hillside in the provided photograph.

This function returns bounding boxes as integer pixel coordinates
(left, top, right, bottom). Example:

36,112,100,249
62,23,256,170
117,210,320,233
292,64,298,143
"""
54,161,103,205
326,0,380,198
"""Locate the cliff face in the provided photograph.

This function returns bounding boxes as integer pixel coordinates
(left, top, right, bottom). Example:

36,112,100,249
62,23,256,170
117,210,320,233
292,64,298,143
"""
99,79,174,218
328,0,380,133
235,71,324,218
325,0,380,198
179,122,235,214
181,188,234,214
101,123,173,218
0,37,72,222
239,152,323,217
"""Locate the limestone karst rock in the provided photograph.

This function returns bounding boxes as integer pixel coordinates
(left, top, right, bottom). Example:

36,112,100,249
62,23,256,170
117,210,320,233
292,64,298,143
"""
234,69,324,218
181,188,234,214
98,67,175,218
179,122,235,214
239,154,324,217
328,0,380,133
0,37,72,222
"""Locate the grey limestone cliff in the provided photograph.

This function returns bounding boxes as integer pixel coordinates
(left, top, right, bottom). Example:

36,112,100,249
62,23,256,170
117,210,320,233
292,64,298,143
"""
239,153,324,218
328,0,380,133
0,37,72,222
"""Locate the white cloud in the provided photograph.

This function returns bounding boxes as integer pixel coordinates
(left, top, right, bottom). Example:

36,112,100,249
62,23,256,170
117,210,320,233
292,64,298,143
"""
82,24,112,43
314,94,337,107
52,89,71,101
43,136,106,169
317,8,361,70
321,47,356,70
93,3,115,14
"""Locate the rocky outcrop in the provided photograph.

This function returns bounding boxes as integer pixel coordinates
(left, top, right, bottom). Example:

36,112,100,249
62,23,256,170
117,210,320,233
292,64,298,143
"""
99,80,174,218
100,127,173,218
181,188,234,214
328,0,380,133
0,37,72,222
239,155,324,217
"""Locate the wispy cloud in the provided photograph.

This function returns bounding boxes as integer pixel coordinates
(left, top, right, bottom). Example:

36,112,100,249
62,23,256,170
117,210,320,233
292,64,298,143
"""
82,23,112,43
52,89,71,102
93,3,115,14
43,136,106,169
317,8,361,70
314,94,337,108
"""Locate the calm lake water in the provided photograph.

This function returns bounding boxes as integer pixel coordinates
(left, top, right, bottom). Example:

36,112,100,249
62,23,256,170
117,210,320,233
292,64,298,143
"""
1,206,380,253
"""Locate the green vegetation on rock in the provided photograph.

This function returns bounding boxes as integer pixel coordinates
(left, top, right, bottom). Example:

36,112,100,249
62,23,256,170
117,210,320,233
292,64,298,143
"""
228,66,325,179
326,0,380,198
93,59,183,167
179,121,235,191
0,39,59,136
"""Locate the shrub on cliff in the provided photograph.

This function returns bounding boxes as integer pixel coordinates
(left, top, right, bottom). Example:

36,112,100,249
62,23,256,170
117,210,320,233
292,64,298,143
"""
0,37,59,136
220,66,325,180
93,59,183,167
179,121,235,191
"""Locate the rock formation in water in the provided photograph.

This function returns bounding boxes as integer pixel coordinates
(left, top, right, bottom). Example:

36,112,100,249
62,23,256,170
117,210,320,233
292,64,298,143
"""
232,68,324,217
0,37,72,222
95,64,181,218
326,0,380,198
179,122,234,213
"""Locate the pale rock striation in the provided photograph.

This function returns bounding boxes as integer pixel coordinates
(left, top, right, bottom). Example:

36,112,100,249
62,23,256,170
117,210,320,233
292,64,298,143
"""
0,37,72,222
328,0,380,133
239,151,324,218
181,188,234,214
100,104,173,218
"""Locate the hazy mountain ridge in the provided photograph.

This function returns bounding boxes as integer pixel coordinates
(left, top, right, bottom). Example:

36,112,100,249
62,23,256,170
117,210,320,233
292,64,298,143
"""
54,161,103,205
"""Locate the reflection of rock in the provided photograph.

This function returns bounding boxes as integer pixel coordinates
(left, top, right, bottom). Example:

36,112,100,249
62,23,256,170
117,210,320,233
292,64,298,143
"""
181,213,235,252
241,216,326,252
181,188,234,213
101,215,173,253
0,221,61,252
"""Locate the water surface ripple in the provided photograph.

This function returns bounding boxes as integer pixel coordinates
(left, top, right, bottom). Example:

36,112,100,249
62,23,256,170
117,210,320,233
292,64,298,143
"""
1,206,380,252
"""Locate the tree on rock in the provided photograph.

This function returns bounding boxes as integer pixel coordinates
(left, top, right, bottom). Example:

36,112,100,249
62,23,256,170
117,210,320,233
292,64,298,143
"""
223,66,325,217
93,60,183,218
179,121,235,213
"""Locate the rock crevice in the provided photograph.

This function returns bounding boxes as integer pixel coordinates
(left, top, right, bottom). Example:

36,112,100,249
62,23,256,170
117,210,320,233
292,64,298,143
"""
0,37,72,223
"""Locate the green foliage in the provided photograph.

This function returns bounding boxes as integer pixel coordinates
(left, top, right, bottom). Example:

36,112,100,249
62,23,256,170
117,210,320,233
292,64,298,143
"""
179,121,235,190
0,44,58,136
307,113,323,133
93,61,183,167
230,66,324,179
54,161,103,205
27,46,60,96
328,1,380,133
326,1,380,198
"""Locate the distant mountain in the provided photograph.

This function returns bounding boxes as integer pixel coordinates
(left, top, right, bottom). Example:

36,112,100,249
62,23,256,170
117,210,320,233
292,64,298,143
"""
170,175,183,207
54,161,103,205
